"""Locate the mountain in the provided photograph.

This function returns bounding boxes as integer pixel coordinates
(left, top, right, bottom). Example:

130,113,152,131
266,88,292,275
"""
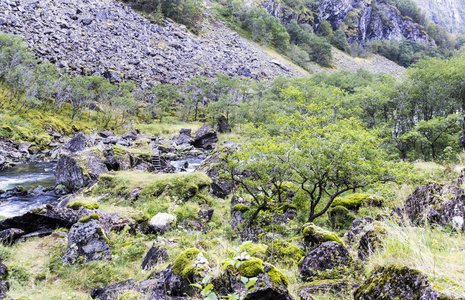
412,0,465,33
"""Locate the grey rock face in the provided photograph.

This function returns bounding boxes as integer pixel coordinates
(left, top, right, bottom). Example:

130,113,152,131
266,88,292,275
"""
91,279,142,300
142,245,168,270
63,218,112,264
0,0,302,86
172,129,194,146
230,196,249,230
404,182,465,230
353,265,445,300
298,241,351,278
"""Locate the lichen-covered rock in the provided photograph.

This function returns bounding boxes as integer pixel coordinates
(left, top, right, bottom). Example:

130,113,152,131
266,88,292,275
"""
0,228,25,245
63,215,112,264
172,129,194,147
142,245,168,270
197,148,235,198
298,242,351,279
148,213,177,234
0,258,9,300
302,224,343,249
103,155,120,171
193,125,218,150
353,265,447,300
404,182,465,230
216,115,231,133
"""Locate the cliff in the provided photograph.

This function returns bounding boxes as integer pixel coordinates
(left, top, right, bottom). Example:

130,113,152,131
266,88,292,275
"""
254,0,431,45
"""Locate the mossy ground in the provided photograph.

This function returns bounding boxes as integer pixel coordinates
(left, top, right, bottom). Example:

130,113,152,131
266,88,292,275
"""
1,153,465,299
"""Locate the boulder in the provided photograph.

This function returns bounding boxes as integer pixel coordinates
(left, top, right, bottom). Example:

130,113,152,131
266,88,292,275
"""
56,152,107,192
142,245,169,270
63,133,88,153
97,131,115,138
404,182,465,230
91,279,142,300
0,258,9,300
193,125,218,150
345,217,373,243
197,148,235,198
230,196,250,229
216,115,230,133
353,265,447,300
103,156,120,171
220,257,292,300
63,215,112,264
148,213,177,234
198,206,214,223
302,224,344,249
0,228,25,245
121,130,138,141
298,242,351,279
172,129,194,146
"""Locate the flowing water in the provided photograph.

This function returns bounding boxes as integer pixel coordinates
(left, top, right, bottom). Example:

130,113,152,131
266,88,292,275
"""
170,157,205,173
0,162,60,218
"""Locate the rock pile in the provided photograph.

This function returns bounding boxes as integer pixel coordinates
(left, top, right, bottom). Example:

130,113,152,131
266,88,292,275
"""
0,0,302,86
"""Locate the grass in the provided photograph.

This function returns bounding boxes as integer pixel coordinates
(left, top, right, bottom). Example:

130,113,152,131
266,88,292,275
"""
134,120,204,137
365,220,465,297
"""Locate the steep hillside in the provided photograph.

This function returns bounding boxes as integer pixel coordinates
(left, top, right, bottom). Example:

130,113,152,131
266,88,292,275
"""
412,0,465,33
253,0,432,45
0,0,306,86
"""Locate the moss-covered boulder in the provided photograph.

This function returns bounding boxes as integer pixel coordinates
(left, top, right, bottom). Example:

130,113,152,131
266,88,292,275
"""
302,224,343,249
230,196,251,230
221,257,292,300
172,248,210,281
332,193,384,211
405,182,465,231
353,265,451,300
327,205,356,230
265,240,304,264
298,242,351,280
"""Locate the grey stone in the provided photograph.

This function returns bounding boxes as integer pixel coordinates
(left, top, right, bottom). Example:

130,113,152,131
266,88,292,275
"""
63,133,88,153
148,213,176,234
141,245,168,270
63,218,112,264
298,242,351,279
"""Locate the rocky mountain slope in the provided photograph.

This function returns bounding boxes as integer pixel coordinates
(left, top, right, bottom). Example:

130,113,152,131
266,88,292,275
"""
0,0,306,86
413,0,465,33
254,0,431,45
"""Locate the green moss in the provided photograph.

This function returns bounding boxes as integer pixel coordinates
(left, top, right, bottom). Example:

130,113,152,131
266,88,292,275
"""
67,201,99,210
238,258,264,278
302,224,344,247
279,203,297,212
96,227,110,244
258,282,266,288
265,263,289,287
233,204,250,213
266,240,303,264
331,193,384,211
78,213,100,223
327,205,355,229
172,248,203,280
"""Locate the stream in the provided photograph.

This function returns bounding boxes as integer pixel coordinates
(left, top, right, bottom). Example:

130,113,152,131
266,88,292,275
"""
170,157,205,173
0,162,60,218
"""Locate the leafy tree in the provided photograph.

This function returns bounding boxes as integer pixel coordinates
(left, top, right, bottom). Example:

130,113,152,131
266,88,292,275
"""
316,20,333,39
332,29,348,51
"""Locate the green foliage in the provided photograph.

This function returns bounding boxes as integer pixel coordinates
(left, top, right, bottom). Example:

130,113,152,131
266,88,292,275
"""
132,0,204,32
332,29,349,51
265,240,304,264
327,206,355,230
